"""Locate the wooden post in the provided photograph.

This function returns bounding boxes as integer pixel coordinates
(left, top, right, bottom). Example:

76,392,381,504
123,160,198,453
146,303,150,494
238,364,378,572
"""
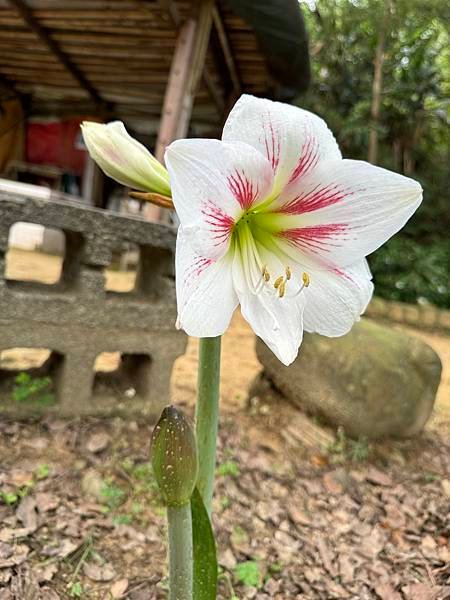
156,0,215,161
82,155,104,207
149,0,215,222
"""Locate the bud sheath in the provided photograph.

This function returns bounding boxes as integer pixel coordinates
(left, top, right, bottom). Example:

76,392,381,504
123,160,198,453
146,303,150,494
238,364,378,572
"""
151,406,198,507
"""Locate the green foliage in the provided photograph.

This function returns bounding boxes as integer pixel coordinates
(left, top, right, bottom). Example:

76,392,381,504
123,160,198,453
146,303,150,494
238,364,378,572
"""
216,460,240,477
191,487,218,599
36,464,51,480
233,561,262,588
100,481,126,510
300,0,449,307
68,582,84,598
1,491,19,505
328,428,371,463
369,236,450,307
12,372,55,406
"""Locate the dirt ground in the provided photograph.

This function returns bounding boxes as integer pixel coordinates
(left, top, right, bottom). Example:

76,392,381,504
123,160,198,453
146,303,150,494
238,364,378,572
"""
0,250,449,599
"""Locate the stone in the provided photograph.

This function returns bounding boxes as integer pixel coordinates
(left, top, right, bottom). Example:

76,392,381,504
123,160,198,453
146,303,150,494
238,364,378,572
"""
255,319,441,439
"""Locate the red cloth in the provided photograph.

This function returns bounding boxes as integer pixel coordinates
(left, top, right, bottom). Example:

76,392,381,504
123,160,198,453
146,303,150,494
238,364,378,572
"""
26,118,87,175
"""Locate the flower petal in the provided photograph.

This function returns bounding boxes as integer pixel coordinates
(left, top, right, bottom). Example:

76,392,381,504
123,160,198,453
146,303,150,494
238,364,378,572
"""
277,159,422,269
176,227,238,337
222,94,341,194
298,260,374,336
165,138,274,259
232,244,305,365
81,121,171,194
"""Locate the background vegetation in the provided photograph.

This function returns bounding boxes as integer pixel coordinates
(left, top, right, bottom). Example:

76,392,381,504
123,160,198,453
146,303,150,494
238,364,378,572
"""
299,0,449,308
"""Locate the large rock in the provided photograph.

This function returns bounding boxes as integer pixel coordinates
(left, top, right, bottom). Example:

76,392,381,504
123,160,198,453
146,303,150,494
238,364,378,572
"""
255,319,442,439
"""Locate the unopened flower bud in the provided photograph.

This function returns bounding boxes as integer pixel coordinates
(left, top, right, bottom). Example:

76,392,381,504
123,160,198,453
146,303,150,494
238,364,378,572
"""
81,121,171,196
150,406,198,507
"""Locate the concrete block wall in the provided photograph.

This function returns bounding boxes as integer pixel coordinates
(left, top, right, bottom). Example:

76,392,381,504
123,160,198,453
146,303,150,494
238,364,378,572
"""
0,192,187,418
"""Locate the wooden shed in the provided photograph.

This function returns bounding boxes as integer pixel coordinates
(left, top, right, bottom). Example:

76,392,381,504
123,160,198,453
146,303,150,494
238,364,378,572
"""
0,0,310,209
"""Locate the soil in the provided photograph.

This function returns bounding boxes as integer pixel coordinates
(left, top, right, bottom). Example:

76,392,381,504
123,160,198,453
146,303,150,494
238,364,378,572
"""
0,250,449,599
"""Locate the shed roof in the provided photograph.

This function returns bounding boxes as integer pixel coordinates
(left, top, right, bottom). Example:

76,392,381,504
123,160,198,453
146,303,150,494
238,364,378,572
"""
0,0,309,132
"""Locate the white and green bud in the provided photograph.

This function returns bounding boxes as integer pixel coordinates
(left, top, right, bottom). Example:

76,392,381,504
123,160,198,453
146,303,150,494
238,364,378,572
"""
151,406,198,507
81,121,171,196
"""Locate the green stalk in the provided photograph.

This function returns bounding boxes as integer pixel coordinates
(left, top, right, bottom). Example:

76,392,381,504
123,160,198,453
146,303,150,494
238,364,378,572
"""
167,503,193,600
195,336,222,515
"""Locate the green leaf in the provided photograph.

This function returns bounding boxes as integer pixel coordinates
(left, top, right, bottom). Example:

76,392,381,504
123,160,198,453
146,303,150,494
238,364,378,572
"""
191,487,217,600
233,561,262,588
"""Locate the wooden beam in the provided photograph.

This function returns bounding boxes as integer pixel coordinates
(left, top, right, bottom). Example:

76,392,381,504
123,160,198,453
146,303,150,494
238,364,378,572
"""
155,0,216,162
212,6,241,97
154,0,224,115
7,0,110,111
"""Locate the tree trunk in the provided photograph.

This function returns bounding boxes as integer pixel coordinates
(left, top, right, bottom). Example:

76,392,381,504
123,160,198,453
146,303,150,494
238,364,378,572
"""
368,0,391,164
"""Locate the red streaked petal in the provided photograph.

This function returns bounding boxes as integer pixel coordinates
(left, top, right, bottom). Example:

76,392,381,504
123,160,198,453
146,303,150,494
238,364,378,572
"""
201,199,235,247
272,159,422,268
227,170,259,210
166,138,273,259
288,132,320,184
222,95,341,193
280,224,350,255
277,183,351,215
176,228,238,337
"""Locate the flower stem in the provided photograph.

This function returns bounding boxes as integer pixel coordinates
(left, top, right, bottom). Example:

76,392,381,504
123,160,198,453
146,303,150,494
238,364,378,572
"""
167,503,193,600
195,336,222,515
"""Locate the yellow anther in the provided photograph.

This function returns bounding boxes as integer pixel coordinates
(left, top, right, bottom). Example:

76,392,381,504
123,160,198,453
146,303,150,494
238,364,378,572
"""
274,275,284,289
302,272,310,287
262,266,270,282
285,266,292,280
278,281,286,298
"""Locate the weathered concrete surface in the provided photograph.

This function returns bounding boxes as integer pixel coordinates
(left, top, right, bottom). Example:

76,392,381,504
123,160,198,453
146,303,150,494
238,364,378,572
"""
0,192,186,418
256,319,442,439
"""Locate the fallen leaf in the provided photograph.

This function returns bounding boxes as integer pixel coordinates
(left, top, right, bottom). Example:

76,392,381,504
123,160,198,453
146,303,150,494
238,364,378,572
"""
110,578,129,598
338,554,354,584
400,583,441,600
83,561,115,582
8,470,34,487
40,587,61,599
35,492,60,513
35,563,59,583
41,539,80,558
0,527,33,543
0,569,12,585
221,548,237,570
323,471,343,495
374,583,402,600
0,544,29,568
24,437,48,450
441,479,450,498
16,496,39,532
0,543,13,559
366,468,392,487
316,537,337,576
81,469,105,501
86,431,110,454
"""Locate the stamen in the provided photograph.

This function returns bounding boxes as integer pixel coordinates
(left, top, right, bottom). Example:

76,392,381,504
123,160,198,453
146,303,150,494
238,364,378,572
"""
291,271,311,297
278,281,286,298
262,266,271,282
274,276,284,289
285,266,292,280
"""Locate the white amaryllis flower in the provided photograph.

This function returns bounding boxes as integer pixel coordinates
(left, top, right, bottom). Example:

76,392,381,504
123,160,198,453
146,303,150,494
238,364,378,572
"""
165,95,422,365
81,121,171,196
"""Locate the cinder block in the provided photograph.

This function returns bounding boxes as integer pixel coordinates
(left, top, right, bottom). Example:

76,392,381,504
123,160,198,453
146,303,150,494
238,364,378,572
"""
0,192,186,418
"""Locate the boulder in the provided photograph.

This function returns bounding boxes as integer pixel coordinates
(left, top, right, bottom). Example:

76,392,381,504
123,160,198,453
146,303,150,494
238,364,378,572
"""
255,319,441,439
